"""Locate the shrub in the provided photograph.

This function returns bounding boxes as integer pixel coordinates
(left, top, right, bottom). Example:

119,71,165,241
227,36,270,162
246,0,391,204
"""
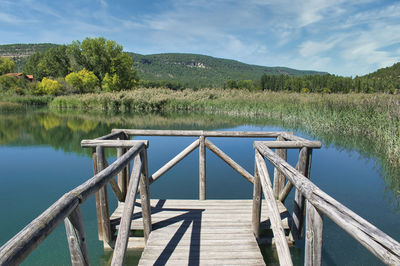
35,78,62,95
65,69,99,93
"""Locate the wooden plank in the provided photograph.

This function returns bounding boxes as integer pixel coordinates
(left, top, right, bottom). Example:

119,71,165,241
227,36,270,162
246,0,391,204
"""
205,138,254,183
255,151,293,266
254,140,322,148
305,201,324,266
199,135,206,200
96,130,125,140
139,150,152,243
92,149,103,241
64,205,90,266
111,154,143,266
279,132,322,148
139,258,265,266
273,136,287,198
255,142,400,265
81,139,149,148
292,147,312,240
149,139,200,184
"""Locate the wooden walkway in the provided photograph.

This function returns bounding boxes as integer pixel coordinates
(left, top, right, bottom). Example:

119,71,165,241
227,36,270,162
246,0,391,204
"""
110,199,291,265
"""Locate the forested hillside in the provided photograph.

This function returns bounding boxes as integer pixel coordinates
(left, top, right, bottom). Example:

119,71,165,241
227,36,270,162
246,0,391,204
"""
130,53,326,88
0,43,326,88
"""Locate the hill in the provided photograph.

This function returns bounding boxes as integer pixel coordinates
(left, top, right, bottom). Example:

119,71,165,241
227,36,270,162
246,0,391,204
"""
0,43,327,87
364,62,400,81
129,53,327,87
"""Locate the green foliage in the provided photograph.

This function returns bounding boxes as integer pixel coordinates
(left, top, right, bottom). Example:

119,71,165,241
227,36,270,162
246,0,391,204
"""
35,78,62,95
258,73,400,94
65,69,99,93
225,80,256,90
0,57,15,75
69,37,138,90
0,75,32,95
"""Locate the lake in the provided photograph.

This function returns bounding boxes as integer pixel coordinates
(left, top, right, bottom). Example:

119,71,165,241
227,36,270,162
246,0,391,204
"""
0,108,399,265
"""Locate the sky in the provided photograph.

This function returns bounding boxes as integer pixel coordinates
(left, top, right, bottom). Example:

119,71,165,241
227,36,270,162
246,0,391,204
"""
1,0,399,76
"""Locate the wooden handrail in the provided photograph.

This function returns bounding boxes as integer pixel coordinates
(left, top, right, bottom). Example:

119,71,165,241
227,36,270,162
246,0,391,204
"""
254,141,400,265
0,142,147,265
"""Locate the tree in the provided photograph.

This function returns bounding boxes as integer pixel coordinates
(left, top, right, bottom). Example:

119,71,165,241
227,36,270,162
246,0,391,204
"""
68,37,138,90
65,69,99,93
0,57,15,75
34,78,62,95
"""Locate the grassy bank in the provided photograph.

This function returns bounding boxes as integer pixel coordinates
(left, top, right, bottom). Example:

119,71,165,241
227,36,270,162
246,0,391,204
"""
48,88,400,166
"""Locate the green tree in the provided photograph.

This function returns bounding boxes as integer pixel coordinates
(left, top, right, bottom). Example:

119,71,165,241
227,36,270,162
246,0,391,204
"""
0,57,15,75
68,37,138,90
34,77,62,95
65,68,99,93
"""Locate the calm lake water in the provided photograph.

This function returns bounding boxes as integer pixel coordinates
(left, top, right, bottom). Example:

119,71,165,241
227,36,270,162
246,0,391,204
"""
0,108,399,265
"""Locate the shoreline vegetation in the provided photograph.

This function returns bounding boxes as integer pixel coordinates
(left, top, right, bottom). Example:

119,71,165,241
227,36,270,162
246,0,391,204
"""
1,88,399,166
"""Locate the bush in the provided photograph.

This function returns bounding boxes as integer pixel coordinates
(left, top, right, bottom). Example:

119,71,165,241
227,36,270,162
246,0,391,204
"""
0,75,31,95
35,78,62,95
65,69,99,93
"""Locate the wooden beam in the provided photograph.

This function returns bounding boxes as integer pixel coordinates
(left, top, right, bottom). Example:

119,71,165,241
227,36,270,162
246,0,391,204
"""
0,194,79,265
305,201,324,266
273,136,287,199
81,139,149,148
254,142,400,265
199,136,206,200
149,139,200,184
205,139,254,184
252,156,262,240
254,140,322,149
255,151,293,266
64,205,90,266
139,150,152,243
111,154,143,266
96,146,112,245
112,129,282,138
96,130,125,140
292,147,312,240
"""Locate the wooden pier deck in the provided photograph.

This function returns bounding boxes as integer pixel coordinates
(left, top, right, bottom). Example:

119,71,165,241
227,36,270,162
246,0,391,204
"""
2,130,400,266
110,199,290,265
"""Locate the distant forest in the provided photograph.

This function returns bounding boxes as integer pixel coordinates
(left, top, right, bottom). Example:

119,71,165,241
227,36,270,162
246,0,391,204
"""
0,42,400,94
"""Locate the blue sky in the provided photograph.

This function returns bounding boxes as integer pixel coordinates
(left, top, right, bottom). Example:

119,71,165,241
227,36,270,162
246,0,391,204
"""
1,0,399,76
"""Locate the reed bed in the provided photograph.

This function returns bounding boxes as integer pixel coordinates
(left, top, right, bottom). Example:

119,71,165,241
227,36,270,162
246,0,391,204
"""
49,88,400,165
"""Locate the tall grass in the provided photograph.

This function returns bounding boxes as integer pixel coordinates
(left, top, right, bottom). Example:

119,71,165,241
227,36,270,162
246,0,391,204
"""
49,88,400,166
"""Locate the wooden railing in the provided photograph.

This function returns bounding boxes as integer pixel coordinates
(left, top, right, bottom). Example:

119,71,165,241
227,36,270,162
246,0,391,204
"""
0,136,149,266
253,140,400,265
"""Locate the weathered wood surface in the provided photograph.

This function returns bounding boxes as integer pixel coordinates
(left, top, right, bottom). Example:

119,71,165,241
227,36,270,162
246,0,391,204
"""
279,132,322,148
120,199,269,265
64,205,90,266
112,129,282,138
305,201,324,266
254,140,322,149
149,138,200,184
110,199,291,250
273,136,287,199
96,146,112,244
252,157,262,240
96,130,125,140
255,151,293,266
0,194,79,265
255,142,400,265
292,147,312,240
111,154,143,266
81,139,149,148
139,151,152,243
199,135,206,200
205,138,254,183
117,147,128,200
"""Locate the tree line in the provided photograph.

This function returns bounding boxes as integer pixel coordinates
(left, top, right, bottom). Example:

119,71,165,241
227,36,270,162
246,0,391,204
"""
224,72,399,93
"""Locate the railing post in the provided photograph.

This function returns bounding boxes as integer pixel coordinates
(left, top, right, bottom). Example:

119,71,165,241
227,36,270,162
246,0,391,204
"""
292,147,312,239
305,201,324,266
64,205,90,266
199,135,206,200
252,153,262,240
273,135,287,199
117,133,128,201
139,149,152,243
96,146,112,245
92,148,104,241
